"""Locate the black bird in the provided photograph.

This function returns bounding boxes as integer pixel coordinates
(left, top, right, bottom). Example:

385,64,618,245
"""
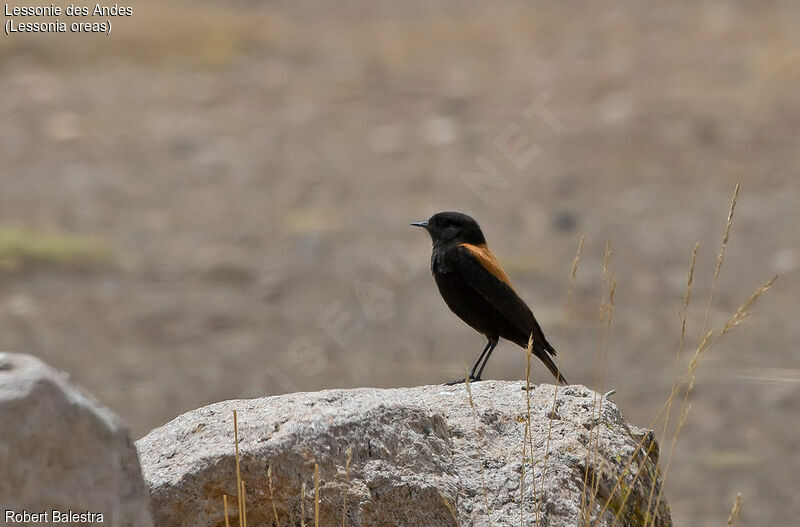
412,211,567,385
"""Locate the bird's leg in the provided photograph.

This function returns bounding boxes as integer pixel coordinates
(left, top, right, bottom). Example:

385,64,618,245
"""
473,338,499,380
445,339,494,385
468,339,495,379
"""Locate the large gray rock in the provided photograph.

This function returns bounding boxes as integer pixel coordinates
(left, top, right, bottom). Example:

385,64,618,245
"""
0,352,153,527
137,381,670,527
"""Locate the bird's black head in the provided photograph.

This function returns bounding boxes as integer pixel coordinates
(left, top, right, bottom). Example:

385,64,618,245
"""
412,211,486,247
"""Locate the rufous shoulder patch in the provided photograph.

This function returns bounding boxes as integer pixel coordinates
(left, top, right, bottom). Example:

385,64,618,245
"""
459,243,515,290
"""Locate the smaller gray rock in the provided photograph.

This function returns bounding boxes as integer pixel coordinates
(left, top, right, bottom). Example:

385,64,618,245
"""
0,352,153,527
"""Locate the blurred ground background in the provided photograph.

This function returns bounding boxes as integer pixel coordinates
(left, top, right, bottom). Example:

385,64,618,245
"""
1,1,798,525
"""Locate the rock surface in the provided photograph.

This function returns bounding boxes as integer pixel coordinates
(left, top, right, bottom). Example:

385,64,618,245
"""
0,352,153,527
138,381,670,526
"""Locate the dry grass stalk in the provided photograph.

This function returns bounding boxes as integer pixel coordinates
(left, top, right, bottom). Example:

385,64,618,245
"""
727,493,743,526
680,183,740,418
701,181,740,335
535,233,585,524
579,419,595,525
233,410,244,527
600,241,612,324
718,276,777,340
588,277,616,523
519,352,531,527
600,274,616,391
268,464,280,527
519,416,530,527
300,482,307,527
342,447,352,527
593,273,616,508
464,374,493,527
682,183,740,440
223,494,230,527
241,481,248,527
437,486,460,526
581,241,613,526
314,463,320,527
643,242,699,525
522,336,539,526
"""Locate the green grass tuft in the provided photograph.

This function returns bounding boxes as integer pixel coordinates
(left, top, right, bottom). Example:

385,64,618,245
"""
0,226,114,271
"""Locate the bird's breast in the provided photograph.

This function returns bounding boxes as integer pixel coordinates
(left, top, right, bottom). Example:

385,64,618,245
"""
430,247,453,274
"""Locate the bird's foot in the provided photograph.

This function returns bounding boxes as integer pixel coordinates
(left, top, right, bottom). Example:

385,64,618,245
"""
445,375,480,386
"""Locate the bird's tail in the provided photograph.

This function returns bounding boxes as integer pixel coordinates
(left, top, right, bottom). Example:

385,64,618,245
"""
535,335,567,385
537,349,568,385
519,333,568,385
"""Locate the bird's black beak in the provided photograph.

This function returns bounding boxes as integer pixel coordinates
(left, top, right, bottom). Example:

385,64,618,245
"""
410,221,429,229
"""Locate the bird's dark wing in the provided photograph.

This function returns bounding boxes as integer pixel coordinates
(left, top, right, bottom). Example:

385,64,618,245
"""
456,243,554,355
